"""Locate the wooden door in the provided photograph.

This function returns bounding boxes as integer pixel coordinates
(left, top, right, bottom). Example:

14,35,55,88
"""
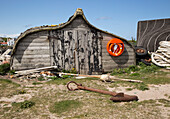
75,30,103,74
49,29,103,74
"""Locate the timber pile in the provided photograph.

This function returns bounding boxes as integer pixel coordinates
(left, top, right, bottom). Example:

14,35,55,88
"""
151,41,170,67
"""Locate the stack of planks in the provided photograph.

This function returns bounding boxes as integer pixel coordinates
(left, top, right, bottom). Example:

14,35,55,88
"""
151,41,170,67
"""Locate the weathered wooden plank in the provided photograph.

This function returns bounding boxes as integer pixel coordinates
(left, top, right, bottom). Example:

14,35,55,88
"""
13,59,50,63
103,64,135,71
102,60,135,64
12,67,33,71
103,61,135,66
14,55,50,58
102,44,134,48
49,35,54,66
75,30,80,72
13,63,50,67
13,65,51,71
101,44,133,50
26,35,48,38
102,54,135,58
66,16,89,28
102,50,135,54
15,49,49,55
17,45,49,48
102,40,132,45
102,55,135,60
16,47,49,50
13,63,50,68
21,39,49,43
22,36,48,41
63,27,90,31
18,42,48,46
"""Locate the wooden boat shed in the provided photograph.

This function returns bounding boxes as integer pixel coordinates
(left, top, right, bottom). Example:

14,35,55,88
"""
11,8,136,74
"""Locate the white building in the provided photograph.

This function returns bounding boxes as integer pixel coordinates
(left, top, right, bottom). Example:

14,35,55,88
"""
7,38,15,46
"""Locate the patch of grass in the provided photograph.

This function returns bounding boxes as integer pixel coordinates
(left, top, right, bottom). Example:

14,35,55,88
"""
128,65,140,72
49,100,82,114
0,63,10,75
111,62,159,76
49,76,62,80
164,94,170,99
137,83,149,91
126,88,133,91
15,90,26,94
48,75,74,81
62,68,78,74
0,78,11,83
0,79,20,87
124,99,157,108
62,75,74,79
158,99,170,107
0,107,11,115
130,83,149,91
12,100,35,109
20,100,35,109
72,113,88,118
32,82,43,85
46,77,98,85
140,64,159,73
38,76,45,81
0,79,21,97
8,70,15,75
130,72,140,76
111,62,169,86
111,68,126,75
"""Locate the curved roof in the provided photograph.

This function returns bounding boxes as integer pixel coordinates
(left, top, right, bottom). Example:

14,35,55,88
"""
12,8,133,55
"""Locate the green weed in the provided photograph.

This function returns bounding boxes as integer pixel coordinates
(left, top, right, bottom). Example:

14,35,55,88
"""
62,68,77,74
126,88,133,91
0,79,20,87
20,100,35,109
158,99,170,107
12,100,35,109
16,90,26,94
49,100,81,114
137,84,149,91
62,75,74,79
8,70,15,75
130,72,140,76
49,76,62,80
32,82,43,85
0,63,10,75
111,62,160,76
38,76,45,81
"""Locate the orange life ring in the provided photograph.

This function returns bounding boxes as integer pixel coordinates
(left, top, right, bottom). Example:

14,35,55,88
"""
107,38,124,56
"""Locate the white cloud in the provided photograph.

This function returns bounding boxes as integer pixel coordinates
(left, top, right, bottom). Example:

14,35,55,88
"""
24,24,33,28
0,34,20,38
96,16,112,20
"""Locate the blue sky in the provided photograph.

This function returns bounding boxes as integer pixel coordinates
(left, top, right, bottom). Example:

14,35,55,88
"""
0,0,170,40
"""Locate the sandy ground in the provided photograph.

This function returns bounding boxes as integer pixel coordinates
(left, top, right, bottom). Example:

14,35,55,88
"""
0,78,169,119
1,83,169,106
107,84,170,101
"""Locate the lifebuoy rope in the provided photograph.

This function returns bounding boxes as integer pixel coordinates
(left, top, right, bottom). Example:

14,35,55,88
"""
107,38,124,56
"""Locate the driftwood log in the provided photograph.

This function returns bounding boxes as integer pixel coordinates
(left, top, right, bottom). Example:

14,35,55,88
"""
78,74,143,83
59,73,143,83
15,66,58,76
151,41,170,67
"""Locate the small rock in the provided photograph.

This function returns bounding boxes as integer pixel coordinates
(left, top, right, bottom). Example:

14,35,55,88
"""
19,78,24,82
100,75,110,82
30,75,36,78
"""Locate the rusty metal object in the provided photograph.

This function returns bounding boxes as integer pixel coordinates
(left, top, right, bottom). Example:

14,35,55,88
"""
67,81,138,102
